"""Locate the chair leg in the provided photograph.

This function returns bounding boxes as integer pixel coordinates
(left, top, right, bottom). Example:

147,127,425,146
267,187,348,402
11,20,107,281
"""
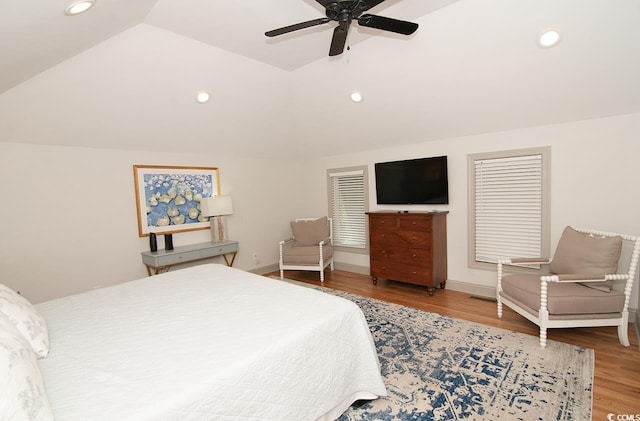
320,269,324,283
618,320,630,346
280,268,284,280
497,297,503,319
539,327,547,348
618,324,630,346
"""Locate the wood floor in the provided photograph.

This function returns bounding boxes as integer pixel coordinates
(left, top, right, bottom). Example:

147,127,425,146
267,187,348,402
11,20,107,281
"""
267,269,640,420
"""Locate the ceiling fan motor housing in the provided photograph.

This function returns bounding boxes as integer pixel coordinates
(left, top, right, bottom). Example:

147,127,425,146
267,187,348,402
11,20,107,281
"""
325,1,369,21
265,0,418,57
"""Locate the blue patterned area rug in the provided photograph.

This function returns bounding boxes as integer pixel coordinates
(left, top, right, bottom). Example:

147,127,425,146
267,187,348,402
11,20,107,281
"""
286,281,594,420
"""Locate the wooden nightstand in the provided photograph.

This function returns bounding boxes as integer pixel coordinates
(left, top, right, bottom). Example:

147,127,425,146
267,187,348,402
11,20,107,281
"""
141,240,239,276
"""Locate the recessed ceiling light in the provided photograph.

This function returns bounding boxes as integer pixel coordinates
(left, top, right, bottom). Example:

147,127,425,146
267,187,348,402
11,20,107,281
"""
195,91,211,104
350,92,363,103
64,0,95,15
537,29,561,48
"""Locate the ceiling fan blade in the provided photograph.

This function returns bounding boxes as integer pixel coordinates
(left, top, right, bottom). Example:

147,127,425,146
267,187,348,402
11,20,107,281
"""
265,17,330,37
329,25,348,56
358,14,418,35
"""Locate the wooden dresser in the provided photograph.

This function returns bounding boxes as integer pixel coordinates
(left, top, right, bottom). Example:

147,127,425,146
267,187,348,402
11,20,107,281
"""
367,211,448,296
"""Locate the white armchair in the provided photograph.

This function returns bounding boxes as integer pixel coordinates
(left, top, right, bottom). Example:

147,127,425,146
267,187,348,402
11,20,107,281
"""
279,217,334,282
497,226,640,347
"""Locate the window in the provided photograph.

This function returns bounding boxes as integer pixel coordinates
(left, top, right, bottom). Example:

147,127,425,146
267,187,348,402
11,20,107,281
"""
468,147,550,269
327,166,369,253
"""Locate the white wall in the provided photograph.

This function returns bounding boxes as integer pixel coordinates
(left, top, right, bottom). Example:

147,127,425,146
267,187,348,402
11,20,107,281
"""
0,23,309,303
0,142,305,303
2,113,639,309
298,113,640,308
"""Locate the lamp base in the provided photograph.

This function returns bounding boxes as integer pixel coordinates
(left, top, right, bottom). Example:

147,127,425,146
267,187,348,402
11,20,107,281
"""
210,216,226,242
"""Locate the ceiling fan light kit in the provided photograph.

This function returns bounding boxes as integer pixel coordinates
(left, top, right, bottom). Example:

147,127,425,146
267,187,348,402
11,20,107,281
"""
265,0,418,57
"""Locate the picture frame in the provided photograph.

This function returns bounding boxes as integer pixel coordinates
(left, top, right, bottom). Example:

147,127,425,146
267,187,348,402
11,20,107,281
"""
133,165,220,237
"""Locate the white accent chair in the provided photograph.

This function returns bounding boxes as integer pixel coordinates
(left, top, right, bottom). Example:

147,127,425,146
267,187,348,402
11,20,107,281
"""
497,226,640,347
279,217,334,282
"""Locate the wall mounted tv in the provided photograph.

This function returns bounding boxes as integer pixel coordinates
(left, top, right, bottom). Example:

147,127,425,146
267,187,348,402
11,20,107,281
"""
375,156,449,205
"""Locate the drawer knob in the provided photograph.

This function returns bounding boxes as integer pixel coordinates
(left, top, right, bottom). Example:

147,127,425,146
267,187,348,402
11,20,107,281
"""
381,234,385,238
412,271,417,275
412,254,417,258
412,236,416,240
380,220,385,224
381,250,387,255
412,221,417,225
382,266,386,270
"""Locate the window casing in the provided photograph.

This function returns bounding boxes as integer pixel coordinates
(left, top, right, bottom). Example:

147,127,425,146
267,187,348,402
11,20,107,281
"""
468,147,550,269
327,166,369,253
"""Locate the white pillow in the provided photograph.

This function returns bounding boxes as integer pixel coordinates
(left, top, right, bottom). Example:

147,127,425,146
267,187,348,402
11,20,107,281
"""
0,284,50,358
0,313,54,421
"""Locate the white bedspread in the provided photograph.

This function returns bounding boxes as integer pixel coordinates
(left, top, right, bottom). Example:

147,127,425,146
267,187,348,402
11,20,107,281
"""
35,264,386,420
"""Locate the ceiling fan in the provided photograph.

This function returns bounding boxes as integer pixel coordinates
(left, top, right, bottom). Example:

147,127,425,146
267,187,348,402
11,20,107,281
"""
265,0,419,57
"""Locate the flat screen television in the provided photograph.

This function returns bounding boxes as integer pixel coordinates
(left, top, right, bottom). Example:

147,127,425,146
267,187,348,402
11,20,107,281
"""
375,156,449,205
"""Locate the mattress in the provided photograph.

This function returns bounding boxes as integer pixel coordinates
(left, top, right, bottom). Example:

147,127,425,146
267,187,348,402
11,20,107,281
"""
35,264,386,420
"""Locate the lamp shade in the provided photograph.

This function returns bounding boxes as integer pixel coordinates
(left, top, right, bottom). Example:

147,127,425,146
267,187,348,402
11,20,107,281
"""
201,196,233,217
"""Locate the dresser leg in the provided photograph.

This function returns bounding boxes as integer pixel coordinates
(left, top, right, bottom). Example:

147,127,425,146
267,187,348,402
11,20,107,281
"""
372,277,378,285
427,286,435,296
440,280,447,289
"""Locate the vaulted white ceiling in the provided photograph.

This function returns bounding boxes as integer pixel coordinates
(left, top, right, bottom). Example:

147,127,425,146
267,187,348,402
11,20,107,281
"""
1,0,639,159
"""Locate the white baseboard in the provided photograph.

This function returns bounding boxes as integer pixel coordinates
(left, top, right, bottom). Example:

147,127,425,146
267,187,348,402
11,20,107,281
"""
333,262,370,275
248,263,279,275
331,264,497,298
444,278,496,299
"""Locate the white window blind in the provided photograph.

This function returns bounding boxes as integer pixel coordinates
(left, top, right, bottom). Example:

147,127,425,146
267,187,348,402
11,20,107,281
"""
328,169,367,249
474,153,543,263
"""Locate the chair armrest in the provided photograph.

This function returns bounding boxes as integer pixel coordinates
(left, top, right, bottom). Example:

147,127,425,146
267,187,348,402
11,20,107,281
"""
318,237,332,246
497,258,551,293
555,274,606,282
279,238,294,254
280,238,294,246
542,273,629,283
499,257,551,266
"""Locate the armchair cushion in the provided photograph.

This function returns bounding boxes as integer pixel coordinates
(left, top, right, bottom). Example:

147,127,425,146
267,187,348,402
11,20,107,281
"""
291,217,329,246
549,226,622,291
501,274,625,315
282,244,334,265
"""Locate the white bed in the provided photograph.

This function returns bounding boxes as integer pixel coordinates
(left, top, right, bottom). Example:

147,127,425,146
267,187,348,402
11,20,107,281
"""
34,264,386,420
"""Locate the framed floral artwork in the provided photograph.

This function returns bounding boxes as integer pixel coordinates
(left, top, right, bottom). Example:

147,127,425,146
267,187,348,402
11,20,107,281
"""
133,165,220,236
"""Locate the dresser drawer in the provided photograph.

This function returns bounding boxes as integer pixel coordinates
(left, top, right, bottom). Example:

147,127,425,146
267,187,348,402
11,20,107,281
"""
398,217,433,231
370,244,432,267
369,215,398,229
155,250,201,266
370,228,432,248
200,242,238,258
370,259,433,286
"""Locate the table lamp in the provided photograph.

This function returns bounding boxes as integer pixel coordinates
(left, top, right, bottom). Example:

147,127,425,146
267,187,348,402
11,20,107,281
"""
201,196,233,242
